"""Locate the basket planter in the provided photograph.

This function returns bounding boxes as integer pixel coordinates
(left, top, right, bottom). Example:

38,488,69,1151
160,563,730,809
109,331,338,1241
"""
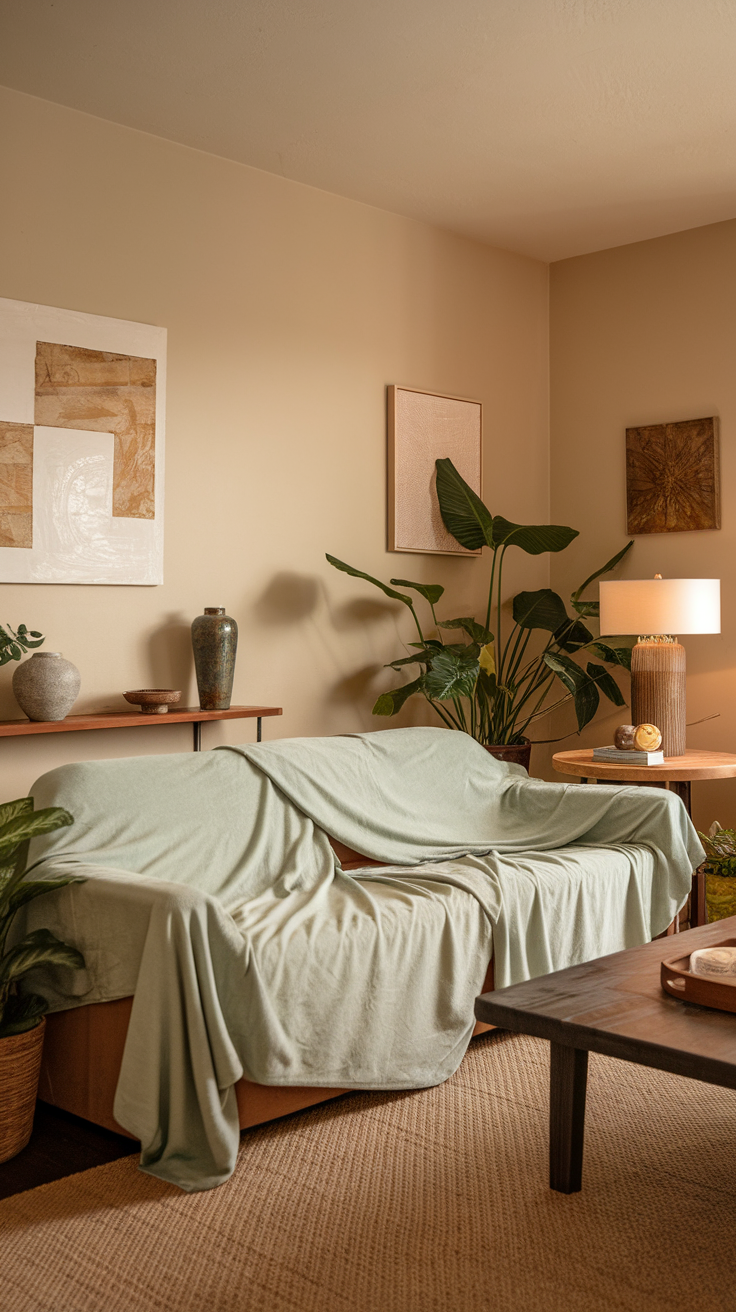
0,1016,46,1163
703,857,736,924
483,739,532,773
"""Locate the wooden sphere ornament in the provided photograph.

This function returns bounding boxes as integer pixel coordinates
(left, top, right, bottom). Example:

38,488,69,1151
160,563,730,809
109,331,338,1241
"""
614,723,662,752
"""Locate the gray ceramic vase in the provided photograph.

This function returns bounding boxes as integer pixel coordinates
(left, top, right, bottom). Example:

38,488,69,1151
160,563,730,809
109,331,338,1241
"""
191,608,238,711
12,652,81,722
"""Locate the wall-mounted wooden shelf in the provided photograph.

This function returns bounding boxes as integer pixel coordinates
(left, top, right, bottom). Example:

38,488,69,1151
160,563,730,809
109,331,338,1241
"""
0,705,283,751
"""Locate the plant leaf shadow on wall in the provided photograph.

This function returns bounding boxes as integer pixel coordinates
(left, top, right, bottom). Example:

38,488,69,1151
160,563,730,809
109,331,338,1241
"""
254,573,320,625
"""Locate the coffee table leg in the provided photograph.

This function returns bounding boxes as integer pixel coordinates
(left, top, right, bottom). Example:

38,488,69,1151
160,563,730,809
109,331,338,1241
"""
549,1042,588,1193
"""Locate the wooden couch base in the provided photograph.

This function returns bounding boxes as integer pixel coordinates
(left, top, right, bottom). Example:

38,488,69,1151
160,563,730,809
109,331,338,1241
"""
39,967,495,1140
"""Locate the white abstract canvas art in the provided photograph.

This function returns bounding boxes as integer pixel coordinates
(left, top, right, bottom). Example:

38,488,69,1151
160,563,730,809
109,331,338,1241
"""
0,297,166,584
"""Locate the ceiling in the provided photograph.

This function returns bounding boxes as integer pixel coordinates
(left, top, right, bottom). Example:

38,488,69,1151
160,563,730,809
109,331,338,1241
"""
2,0,736,262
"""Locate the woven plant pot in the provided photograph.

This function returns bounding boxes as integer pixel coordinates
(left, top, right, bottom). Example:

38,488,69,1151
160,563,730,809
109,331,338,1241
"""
703,857,736,924
0,1016,45,1163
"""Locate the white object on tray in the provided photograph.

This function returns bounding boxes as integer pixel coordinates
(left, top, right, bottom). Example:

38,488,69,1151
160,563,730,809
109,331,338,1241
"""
690,947,736,977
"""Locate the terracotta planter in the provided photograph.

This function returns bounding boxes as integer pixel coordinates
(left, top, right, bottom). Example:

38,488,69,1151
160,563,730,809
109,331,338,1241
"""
0,1016,45,1163
483,739,532,773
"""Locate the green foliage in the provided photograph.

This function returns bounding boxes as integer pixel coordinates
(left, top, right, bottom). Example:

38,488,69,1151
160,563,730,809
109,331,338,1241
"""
0,798,85,1039
0,623,45,667
698,825,736,861
327,458,634,746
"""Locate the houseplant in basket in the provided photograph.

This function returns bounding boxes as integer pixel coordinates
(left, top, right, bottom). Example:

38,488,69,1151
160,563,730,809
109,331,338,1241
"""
697,823,736,924
327,458,634,768
0,797,84,1163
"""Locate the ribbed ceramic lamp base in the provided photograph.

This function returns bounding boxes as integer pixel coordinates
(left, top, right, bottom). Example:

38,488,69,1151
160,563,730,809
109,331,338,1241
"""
631,640,686,758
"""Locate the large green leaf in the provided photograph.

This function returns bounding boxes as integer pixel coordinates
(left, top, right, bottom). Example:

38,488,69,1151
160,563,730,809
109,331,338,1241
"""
438,617,494,644
491,517,579,555
389,579,444,605
588,641,633,672
543,651,600,731
478,643,496,677
326,556,414,609
512,589,569,632
554,618,594,652
434,459,494,551
386,651,434,670
573,682,601,732
372,676,424,717
0,798,34,899
0,928,85,984
571,599,599,618
586,662,626,707
0,990,48,1038
0,808,74,916
7,874,85,916
0,797,33,829
571,541,634,615
423,647,479,701
0,806,73,863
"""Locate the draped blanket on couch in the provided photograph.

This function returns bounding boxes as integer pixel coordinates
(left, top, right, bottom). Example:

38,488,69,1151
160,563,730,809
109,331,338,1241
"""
18,727,703,1191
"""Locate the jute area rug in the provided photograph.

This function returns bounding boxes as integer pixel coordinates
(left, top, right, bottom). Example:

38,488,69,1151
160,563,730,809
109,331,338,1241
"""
2,1030,735,1312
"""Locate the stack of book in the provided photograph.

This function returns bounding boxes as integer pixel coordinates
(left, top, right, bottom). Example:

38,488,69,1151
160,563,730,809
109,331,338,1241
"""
593,746,664,765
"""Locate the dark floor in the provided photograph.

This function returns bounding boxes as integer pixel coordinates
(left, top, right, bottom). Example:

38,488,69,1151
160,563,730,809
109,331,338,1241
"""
0,1101,137,1200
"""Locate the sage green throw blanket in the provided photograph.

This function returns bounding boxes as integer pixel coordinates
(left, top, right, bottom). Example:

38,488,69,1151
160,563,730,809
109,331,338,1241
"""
20,727,703,1192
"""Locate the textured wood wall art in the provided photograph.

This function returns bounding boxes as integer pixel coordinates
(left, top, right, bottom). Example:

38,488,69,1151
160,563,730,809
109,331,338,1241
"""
35,343,156,520
388,385,482,555
0,421,33,549
0,298,166,584
626,416,720,535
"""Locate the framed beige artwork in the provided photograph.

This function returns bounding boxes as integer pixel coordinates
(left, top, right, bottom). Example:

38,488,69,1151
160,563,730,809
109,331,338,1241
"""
0,297,166,584
387,385,482,555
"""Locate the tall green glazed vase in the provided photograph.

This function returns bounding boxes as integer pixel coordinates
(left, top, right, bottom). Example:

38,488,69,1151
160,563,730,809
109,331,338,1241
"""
191,608,238,711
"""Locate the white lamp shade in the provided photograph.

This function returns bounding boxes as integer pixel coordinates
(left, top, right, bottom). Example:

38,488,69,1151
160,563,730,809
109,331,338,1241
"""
599,577,721,636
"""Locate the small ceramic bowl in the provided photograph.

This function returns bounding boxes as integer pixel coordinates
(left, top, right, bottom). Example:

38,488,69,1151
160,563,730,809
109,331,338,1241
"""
123,689,182,715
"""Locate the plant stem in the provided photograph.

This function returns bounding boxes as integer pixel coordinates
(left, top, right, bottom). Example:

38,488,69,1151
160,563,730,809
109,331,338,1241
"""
429,602,444,644
505,668,555,732
513,682,564,737
505,628,532,685
406,603,425,645
453,697,469,733
428,698,462,731
485,546,498,635
495,547,506,680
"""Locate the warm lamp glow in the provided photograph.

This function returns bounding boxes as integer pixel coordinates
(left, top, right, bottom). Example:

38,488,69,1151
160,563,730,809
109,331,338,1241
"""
599,577,720,637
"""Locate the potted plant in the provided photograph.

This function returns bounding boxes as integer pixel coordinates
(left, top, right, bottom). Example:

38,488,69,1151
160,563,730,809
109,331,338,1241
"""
697,823,736,924
0,622,45,665
327,458,633,768
0,797,84,1163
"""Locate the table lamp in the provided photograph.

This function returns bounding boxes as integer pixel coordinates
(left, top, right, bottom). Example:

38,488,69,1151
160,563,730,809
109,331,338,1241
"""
599,575,720,757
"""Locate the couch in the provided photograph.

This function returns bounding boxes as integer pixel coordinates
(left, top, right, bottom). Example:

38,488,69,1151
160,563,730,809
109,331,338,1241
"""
19,726,702,1191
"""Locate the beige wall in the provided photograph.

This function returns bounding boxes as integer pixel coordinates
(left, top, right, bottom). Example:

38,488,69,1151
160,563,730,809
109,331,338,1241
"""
0,86,549,801
549,219,736,828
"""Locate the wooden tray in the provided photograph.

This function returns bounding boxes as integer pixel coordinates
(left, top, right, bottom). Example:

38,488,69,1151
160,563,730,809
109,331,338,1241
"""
661,936,736,1013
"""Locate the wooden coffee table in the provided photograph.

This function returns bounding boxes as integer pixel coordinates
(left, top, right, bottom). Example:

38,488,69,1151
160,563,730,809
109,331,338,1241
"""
475,918,736,1194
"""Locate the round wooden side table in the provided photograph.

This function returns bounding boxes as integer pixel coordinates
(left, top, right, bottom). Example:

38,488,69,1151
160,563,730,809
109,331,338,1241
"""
552,748,736,817
552,748,736,928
